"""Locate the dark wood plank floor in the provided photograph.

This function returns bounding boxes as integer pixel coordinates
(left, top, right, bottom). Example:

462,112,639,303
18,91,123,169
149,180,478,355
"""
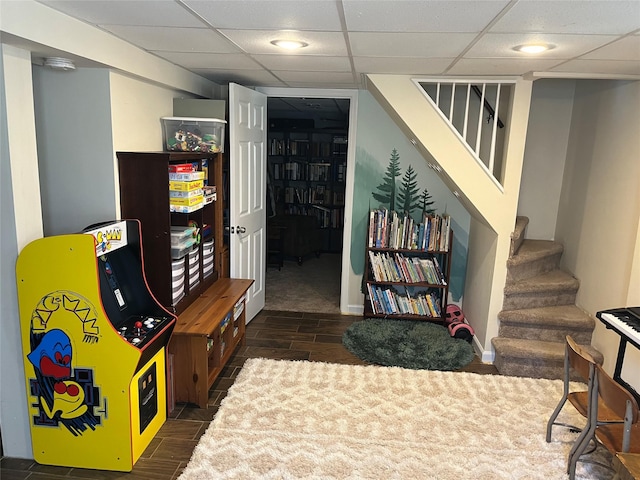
1,310,497,480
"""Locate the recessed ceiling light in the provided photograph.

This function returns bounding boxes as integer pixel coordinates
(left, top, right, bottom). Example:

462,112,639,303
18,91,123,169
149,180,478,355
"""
513,44,554,54
271,39,309,50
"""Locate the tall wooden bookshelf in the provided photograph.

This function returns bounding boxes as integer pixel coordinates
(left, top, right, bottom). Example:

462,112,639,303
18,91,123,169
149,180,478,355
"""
117,151,252,408
364,209,452,321
267,127,347,253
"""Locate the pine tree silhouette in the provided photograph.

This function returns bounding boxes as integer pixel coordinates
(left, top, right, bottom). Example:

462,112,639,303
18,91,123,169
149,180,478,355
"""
396,164,420,214
421,188,436,216
372,148,401,210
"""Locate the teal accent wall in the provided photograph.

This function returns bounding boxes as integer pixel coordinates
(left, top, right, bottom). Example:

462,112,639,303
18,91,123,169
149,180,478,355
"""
350,91,470,302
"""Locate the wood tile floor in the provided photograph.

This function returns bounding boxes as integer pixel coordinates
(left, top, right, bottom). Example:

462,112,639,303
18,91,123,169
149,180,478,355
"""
1,310,498,480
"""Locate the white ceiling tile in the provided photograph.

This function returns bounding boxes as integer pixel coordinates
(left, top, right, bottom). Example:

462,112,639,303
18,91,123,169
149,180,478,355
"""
550,59,640,75
153,52,262,70
273,71,356,84
490,0,640,35
220,30,348,56
349,32,477,57
353,56,454,75
21,0,640,84
100,25,238,53
39,1,204,27
182,0,343,31
467,33,620,58
195,69,285,87
448,58,561,75
284,81,362,89
581,36,640,61
253,55,351,72
343,0,510,33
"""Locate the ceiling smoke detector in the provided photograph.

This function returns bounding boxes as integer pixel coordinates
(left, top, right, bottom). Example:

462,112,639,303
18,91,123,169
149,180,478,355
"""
44,57,76,71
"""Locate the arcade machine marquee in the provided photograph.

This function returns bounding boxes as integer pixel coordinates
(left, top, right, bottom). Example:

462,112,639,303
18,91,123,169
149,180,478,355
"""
16,220,176,471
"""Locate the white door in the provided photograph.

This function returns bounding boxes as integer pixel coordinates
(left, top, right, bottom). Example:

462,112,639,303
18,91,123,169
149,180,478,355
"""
229,83,267,322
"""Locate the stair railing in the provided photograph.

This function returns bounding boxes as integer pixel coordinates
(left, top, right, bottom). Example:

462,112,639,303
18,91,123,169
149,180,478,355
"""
414,79,515,186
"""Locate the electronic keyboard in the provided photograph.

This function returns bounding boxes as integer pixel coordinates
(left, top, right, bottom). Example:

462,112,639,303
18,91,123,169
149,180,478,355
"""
597,307,640,350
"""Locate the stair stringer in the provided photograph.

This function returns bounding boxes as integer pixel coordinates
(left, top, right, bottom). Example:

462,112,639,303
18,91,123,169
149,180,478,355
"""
366,74,534,359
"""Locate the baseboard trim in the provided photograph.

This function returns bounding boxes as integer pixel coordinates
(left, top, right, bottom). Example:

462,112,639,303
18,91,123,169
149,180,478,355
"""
472,336,495,363
342,304,364,316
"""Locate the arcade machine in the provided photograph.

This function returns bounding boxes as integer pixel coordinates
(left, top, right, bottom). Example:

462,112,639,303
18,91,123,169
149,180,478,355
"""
16,220,176,471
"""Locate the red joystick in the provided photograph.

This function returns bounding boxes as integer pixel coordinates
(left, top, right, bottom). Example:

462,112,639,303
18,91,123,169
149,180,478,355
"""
135,321,143,329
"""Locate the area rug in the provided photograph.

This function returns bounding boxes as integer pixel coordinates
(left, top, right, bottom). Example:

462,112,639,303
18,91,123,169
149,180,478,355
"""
342,318,475,370
179,358,611,480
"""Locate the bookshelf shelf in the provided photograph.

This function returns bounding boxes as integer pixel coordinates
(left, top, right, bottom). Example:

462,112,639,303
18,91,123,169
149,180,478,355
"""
268,127,346,253
364,209,452,321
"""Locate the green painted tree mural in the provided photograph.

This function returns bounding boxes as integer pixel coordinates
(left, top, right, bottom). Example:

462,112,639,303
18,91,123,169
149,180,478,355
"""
396,164,420,214
372,148,401,210
421,188,436,216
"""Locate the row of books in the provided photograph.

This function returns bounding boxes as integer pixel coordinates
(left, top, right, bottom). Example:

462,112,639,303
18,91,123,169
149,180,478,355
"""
276,186,344,206
280,205,344,228
368,209,451,252
366,284,443,317
271,160,346,182
269,138,347,157
368,251,446,285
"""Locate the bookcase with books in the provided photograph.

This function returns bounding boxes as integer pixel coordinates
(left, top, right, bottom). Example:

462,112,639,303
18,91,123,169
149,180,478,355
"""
267,127,347,252
117,151,252,408
364,209,452,321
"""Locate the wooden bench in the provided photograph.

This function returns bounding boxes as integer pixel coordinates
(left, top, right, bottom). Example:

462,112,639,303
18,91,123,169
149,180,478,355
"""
168,278,253,408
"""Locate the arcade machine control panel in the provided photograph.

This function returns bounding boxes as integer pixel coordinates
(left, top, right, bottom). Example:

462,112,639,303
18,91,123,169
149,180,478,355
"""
117,315,173,348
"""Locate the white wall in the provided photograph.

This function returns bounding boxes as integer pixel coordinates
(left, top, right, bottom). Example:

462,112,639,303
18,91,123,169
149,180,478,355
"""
33,67,116,235
518,79,576,240
1,44,43,459
556,79,640,392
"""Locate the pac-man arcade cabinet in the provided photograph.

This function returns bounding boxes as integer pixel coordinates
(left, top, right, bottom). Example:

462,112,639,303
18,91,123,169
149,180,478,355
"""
16,220,176,471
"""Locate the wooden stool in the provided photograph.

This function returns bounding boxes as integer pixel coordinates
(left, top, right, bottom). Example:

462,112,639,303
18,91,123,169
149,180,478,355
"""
614,453,640,480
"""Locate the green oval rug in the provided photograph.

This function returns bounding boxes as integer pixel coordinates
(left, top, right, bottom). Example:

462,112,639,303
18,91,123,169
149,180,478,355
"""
342,318,475,370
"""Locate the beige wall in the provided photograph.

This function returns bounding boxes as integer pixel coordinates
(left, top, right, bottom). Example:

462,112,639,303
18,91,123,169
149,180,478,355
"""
518,79,576,240
110,71,197,214
556,79,640,391
463,219,498,359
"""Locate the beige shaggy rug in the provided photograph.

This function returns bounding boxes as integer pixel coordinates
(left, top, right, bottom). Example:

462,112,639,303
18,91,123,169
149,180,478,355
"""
179,359,611,480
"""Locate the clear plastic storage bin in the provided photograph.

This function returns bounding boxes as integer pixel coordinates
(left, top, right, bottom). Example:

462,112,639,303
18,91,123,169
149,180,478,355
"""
162,117,226,153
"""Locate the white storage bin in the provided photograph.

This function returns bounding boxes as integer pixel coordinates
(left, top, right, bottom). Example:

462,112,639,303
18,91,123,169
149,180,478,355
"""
203,263,214,279
189,269,200,288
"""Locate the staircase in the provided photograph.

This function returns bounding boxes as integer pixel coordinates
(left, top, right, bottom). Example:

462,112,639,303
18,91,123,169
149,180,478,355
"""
492,217,603,379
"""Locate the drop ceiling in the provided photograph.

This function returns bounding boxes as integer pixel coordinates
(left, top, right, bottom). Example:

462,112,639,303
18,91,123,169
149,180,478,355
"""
26,0,639,90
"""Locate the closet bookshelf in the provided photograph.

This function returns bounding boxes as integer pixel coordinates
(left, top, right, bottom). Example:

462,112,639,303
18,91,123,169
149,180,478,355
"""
268,127,346,252
364,209,452,320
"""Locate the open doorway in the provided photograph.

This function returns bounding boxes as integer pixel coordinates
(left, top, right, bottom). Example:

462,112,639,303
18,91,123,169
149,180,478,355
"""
264,95,350,314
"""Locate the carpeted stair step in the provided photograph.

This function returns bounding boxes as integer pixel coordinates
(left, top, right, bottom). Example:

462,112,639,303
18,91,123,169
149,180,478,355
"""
498,305,595,344
506,239,564,282
491,337,603,380
503,269,579,310
509,216,529,257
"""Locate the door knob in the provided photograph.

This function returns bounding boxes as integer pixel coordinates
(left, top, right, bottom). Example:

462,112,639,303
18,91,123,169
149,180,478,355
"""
236,226,246,234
